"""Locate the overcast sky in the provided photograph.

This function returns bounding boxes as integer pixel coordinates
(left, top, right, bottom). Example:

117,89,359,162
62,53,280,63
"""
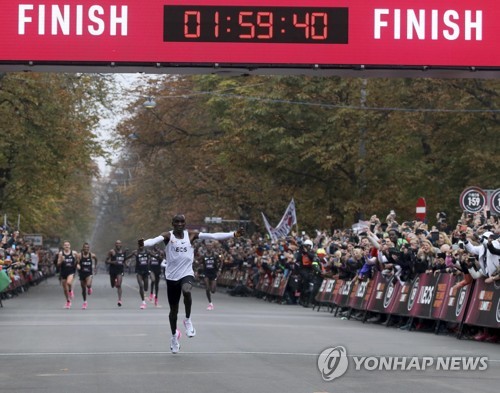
94,73,150,177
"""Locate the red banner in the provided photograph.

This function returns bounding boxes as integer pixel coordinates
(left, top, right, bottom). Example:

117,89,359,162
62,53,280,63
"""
0,0,499,68
464,279,500,329
333,279,354,308
324,279,341,305
439,274,473,323
315,279,336,304
348,279,374,310
387,281,412,316
268,274,289,297
365,272,399,314
296,273,500,330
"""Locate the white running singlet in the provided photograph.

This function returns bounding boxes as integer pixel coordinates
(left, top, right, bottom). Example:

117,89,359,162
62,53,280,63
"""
164,230,194,281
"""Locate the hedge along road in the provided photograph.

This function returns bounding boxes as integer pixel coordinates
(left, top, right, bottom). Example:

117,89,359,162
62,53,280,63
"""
0,274,498,393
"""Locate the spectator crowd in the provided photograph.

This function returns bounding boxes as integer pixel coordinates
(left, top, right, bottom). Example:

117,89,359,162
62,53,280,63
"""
193,210,500,342
0,226,56,303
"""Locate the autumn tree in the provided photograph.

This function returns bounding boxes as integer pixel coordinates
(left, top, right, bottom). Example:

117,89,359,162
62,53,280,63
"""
0,72,110,241
114,74,500,234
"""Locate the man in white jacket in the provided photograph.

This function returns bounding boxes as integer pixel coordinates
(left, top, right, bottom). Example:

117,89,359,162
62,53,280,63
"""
461,231,500,278
140,213,244,354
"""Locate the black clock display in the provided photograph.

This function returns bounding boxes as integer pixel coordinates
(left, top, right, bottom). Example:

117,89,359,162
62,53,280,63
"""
163,6,348,44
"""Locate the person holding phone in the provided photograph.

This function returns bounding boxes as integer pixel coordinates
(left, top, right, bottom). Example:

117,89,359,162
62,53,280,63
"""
429,230,440,246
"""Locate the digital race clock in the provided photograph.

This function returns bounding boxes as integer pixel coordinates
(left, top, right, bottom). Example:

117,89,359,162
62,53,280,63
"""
163,6,349,44
1,1,500,76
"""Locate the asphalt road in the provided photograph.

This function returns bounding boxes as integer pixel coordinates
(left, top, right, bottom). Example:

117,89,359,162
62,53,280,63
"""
0,274,498,393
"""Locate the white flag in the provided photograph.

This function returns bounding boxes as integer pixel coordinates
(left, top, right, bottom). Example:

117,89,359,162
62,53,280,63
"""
261,212,275,240
261,199,297,241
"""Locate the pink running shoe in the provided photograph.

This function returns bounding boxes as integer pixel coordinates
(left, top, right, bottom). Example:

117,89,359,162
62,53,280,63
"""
69,290,75,299
207,303,214,311
149,293,154,302
82,301,88,310
140,302,146,310
87,287,93,295
64,300,71,309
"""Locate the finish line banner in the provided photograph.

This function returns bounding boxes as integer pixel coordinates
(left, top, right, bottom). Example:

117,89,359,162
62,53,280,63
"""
0,0,499,69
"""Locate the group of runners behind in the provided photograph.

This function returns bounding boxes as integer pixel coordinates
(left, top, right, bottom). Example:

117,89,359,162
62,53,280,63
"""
56,239,165,310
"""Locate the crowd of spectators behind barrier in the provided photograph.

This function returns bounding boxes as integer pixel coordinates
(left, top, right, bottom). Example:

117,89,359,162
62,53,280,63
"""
0,226,56,302
2,209,498,342
193,210,500,342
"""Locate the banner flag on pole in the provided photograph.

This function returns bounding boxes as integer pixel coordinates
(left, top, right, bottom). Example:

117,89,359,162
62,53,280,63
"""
261,199,297,241
261,212,275,240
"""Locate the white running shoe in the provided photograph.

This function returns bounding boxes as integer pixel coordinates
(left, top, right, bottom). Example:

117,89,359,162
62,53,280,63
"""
170,329,181,354
207,303,214,311
183,318,196,337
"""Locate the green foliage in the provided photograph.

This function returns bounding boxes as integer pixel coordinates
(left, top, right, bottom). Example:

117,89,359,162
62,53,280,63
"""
0,72,109,240
114,75,500,235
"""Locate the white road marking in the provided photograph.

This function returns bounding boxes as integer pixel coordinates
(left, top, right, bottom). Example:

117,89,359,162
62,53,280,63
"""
37,371,226,377
0,351,498,362
0,350,317,357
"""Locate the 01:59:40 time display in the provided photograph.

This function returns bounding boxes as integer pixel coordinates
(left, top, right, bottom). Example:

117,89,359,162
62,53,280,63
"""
163,6,349,44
